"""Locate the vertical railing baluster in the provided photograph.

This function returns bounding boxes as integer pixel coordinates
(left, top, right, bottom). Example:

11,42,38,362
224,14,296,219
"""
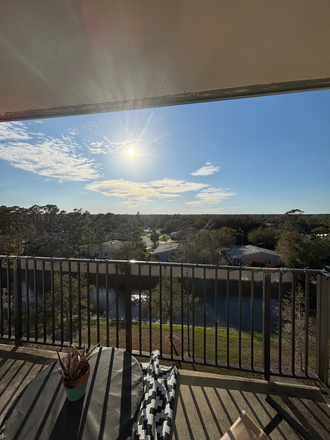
304,272,310,376
263,270,271,381
7,258,11,339
42,259,46,342
96,262,100,345
68,260,72,344
77,262,82,347
250,270,254,371
25,258,29,341
33,258,37,342
159,265,162,357
291,273,296,376
215,268,218,366
170,265,173,360
192,267,195,361
278,272,283,375
186,268,190,359
105,262,109,347
238,267,242,369
149,264,152,355
0,259,3,337
50,260,54,344
181,265,184,361
226,269,230,367
60,262,64,345
115,263,119,348
139,264,142,355
203,268,206,364
125,262,132,354
13,258,22,346
87,261,91,348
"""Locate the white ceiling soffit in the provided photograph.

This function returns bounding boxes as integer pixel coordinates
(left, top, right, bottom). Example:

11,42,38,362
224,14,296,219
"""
1,0,330,122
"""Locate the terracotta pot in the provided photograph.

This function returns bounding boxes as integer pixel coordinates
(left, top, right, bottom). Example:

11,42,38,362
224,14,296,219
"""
62,364,90,401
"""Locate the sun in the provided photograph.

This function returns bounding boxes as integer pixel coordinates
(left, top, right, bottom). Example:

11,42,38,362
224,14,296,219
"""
127,148,135,157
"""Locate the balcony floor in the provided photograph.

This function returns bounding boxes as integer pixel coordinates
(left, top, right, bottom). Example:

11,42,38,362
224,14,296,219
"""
0,343,329,440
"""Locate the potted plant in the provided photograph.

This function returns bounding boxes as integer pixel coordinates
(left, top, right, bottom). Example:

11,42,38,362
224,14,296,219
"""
57,343,100,401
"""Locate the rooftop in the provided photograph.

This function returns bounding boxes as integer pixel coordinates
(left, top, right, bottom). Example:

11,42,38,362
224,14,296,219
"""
227,245,280,259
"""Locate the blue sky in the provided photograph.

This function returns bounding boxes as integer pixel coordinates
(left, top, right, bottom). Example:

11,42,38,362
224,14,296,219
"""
0,90,329,215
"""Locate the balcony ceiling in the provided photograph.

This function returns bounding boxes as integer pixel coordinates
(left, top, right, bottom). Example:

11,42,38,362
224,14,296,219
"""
1,0,330,122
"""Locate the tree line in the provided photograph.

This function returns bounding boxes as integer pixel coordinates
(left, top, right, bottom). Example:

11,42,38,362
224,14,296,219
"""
0,205,329,269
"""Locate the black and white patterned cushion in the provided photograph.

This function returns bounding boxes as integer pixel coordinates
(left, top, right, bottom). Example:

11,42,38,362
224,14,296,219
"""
127,351,178,440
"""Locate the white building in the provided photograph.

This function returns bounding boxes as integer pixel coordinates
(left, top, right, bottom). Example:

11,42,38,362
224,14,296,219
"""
150,243,182,262
226,245,280,267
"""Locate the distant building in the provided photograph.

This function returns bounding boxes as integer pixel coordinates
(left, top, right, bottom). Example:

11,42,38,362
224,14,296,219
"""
226,245,280,267
150,242,182,262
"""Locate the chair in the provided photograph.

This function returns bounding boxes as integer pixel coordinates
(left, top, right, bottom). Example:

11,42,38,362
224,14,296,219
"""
220,396,314,440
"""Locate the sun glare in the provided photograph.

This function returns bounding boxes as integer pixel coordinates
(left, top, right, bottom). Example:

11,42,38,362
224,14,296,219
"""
127,148,135,157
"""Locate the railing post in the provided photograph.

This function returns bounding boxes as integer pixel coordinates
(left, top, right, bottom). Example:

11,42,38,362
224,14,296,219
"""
316,273,330,387
13,258,22,346
263,271,271,381
125,261,132,353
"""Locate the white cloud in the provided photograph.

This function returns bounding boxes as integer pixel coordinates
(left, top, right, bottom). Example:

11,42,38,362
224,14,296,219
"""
67,128,79,135
185,188,236,206
0,122,99,181
88,138,141,154
86,178,208,207
0,121,31,141
191,162,220,176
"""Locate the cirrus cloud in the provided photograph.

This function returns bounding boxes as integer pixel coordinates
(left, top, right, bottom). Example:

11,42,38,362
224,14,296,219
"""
88,138,142,154
191,162,220,176
0,122,99,181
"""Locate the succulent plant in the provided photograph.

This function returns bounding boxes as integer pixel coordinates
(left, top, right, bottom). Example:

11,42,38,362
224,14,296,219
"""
57,343,100,381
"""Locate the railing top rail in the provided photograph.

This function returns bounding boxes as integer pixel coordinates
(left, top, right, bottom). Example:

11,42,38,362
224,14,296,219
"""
0,255,328,277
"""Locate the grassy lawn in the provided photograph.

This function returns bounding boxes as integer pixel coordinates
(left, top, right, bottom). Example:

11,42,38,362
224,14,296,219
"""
9,313,318,381
24,316,315,379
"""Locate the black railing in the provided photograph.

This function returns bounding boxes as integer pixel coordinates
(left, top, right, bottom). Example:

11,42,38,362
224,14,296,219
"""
0,256,329,385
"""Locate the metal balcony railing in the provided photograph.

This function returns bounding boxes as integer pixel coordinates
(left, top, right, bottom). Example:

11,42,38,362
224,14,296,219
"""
0,256,329,385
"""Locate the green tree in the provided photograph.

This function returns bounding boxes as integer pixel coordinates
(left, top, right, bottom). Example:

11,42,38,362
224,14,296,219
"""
273,284,316,372
121,218,144,243
180,228,235,264
144,274,199,326
248,226,277,249
25,229,73,257
276,230,329,268
279,209,307,233
113,242,146,261
150,230,159,248
47,273,94,336
217,226,237,248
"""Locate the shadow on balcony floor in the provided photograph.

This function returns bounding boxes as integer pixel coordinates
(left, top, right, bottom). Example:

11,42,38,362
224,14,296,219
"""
173,370,330,440
0,343,329,440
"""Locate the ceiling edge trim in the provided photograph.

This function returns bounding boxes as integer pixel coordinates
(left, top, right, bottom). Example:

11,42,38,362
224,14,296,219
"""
1,77,330,122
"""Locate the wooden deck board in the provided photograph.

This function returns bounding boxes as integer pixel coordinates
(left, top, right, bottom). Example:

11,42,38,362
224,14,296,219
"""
0,344,329,440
